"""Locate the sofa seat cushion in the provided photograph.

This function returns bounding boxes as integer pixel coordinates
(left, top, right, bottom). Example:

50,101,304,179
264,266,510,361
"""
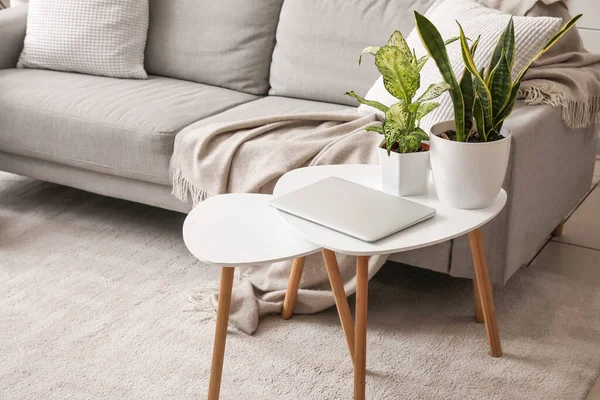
0,69,257,184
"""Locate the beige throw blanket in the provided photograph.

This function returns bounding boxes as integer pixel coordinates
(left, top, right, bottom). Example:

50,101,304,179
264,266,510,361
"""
172,112,389,334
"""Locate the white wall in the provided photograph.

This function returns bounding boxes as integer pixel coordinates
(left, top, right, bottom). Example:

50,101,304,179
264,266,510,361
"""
571,0,600,53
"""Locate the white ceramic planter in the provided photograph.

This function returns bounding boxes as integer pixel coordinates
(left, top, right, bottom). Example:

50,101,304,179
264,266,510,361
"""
429,120,511,209
378,146,430,197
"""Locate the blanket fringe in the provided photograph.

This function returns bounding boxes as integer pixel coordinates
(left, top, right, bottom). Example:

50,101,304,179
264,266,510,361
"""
171,169,214,206
183,267,252,321
520,84,600,129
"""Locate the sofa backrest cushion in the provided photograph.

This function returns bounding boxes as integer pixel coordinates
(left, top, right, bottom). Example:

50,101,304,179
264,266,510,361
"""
145,0,284,95
269,0,436,105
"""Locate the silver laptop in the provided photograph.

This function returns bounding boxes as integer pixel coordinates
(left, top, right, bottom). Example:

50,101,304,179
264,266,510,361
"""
269,177,436,243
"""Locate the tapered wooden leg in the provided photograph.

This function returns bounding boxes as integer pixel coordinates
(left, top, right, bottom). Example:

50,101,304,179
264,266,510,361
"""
552,220,565,236
208,267,235,400
473,279,484,324
322,249,355,363
282,257,306,320
468,229,502,358
354,256,369,400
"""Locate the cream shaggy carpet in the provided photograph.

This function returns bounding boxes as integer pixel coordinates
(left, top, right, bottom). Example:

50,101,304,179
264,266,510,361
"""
1,173,599,400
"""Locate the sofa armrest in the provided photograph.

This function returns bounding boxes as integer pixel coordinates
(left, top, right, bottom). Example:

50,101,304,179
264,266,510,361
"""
0,5,28,70
448,102,597,284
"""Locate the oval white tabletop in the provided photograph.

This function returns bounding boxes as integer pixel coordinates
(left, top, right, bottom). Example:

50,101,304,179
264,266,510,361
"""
183,194,321,267
273,165,507,256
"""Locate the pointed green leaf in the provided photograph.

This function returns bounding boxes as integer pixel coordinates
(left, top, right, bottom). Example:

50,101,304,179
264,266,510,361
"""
458,35,480,133
488,51,512,119
382,120,403,154
415,11,464,141
514,15,581,84
410,127,430,142
359,46,380,65
417,82,451,102
473,78,493,140
375,46,420,103
487,17,515,80
385,102,410,129
345,91,389,113
470,35,481,57
415,37,461,72
416,102,439,122
416,55,430,72
365,125,384,134
459,22,493,138
459,70,475,133
386,30,413,60
473,97,486,141
494,82,520,129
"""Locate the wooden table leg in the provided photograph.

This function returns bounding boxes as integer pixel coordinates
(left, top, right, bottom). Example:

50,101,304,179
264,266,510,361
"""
468,229,502,358
208,267,235,400
282,257,306,320
322,249,356,364
354,255,369,400
473,279,484,324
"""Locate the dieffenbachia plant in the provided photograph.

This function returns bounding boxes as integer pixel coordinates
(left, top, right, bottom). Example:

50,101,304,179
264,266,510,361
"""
345,31,455,154
414,12,581,142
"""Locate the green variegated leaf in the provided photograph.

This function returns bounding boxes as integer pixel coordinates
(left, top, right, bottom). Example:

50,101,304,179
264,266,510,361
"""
403,134,422,153
494,82,520,130
416,55,429,72
473,78,493,140
345,91,389,113
365,125,384,134
473,97,486,141
382,120,403,154
417,82,451,102
385,102,409,129
414,11,465,141
415,37,460,72
386,30,413,60
487,17,515,80
488,51,512,119
457,36,479,134
407,102,420,113
359,46,380,65
411,127,430,141
375,46,420,103
459,70,475,133
416,102,439,122
459,23,493,140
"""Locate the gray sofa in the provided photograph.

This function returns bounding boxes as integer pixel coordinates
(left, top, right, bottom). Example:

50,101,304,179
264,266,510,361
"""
0,1,596,284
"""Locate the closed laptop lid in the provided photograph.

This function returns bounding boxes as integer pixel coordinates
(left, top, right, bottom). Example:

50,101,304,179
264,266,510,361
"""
269,177,436,242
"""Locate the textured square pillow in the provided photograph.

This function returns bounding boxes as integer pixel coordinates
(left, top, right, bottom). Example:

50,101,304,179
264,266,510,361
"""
358,0,562,132
18,0,149,79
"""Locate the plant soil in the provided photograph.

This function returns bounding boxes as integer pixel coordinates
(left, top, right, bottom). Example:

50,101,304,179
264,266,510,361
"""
439,130,483,143
382,142,429,153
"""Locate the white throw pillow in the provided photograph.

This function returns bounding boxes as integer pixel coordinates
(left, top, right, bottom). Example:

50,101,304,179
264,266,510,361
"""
358,0,562,132
18,0,149,79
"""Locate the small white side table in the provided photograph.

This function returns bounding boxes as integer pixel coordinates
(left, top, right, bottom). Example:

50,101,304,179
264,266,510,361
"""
183,194,357,399
273,165,507,400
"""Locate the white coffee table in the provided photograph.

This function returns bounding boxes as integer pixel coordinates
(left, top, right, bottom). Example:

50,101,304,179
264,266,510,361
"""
183,194,359,399
273,165,507,400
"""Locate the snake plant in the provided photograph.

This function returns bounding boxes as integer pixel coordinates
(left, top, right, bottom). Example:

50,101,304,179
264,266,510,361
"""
345,31,455,154
414,12,581,142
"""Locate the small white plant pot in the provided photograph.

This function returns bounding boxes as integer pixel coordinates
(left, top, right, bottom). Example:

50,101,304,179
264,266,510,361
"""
378,146,430,197
430,120,511,210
